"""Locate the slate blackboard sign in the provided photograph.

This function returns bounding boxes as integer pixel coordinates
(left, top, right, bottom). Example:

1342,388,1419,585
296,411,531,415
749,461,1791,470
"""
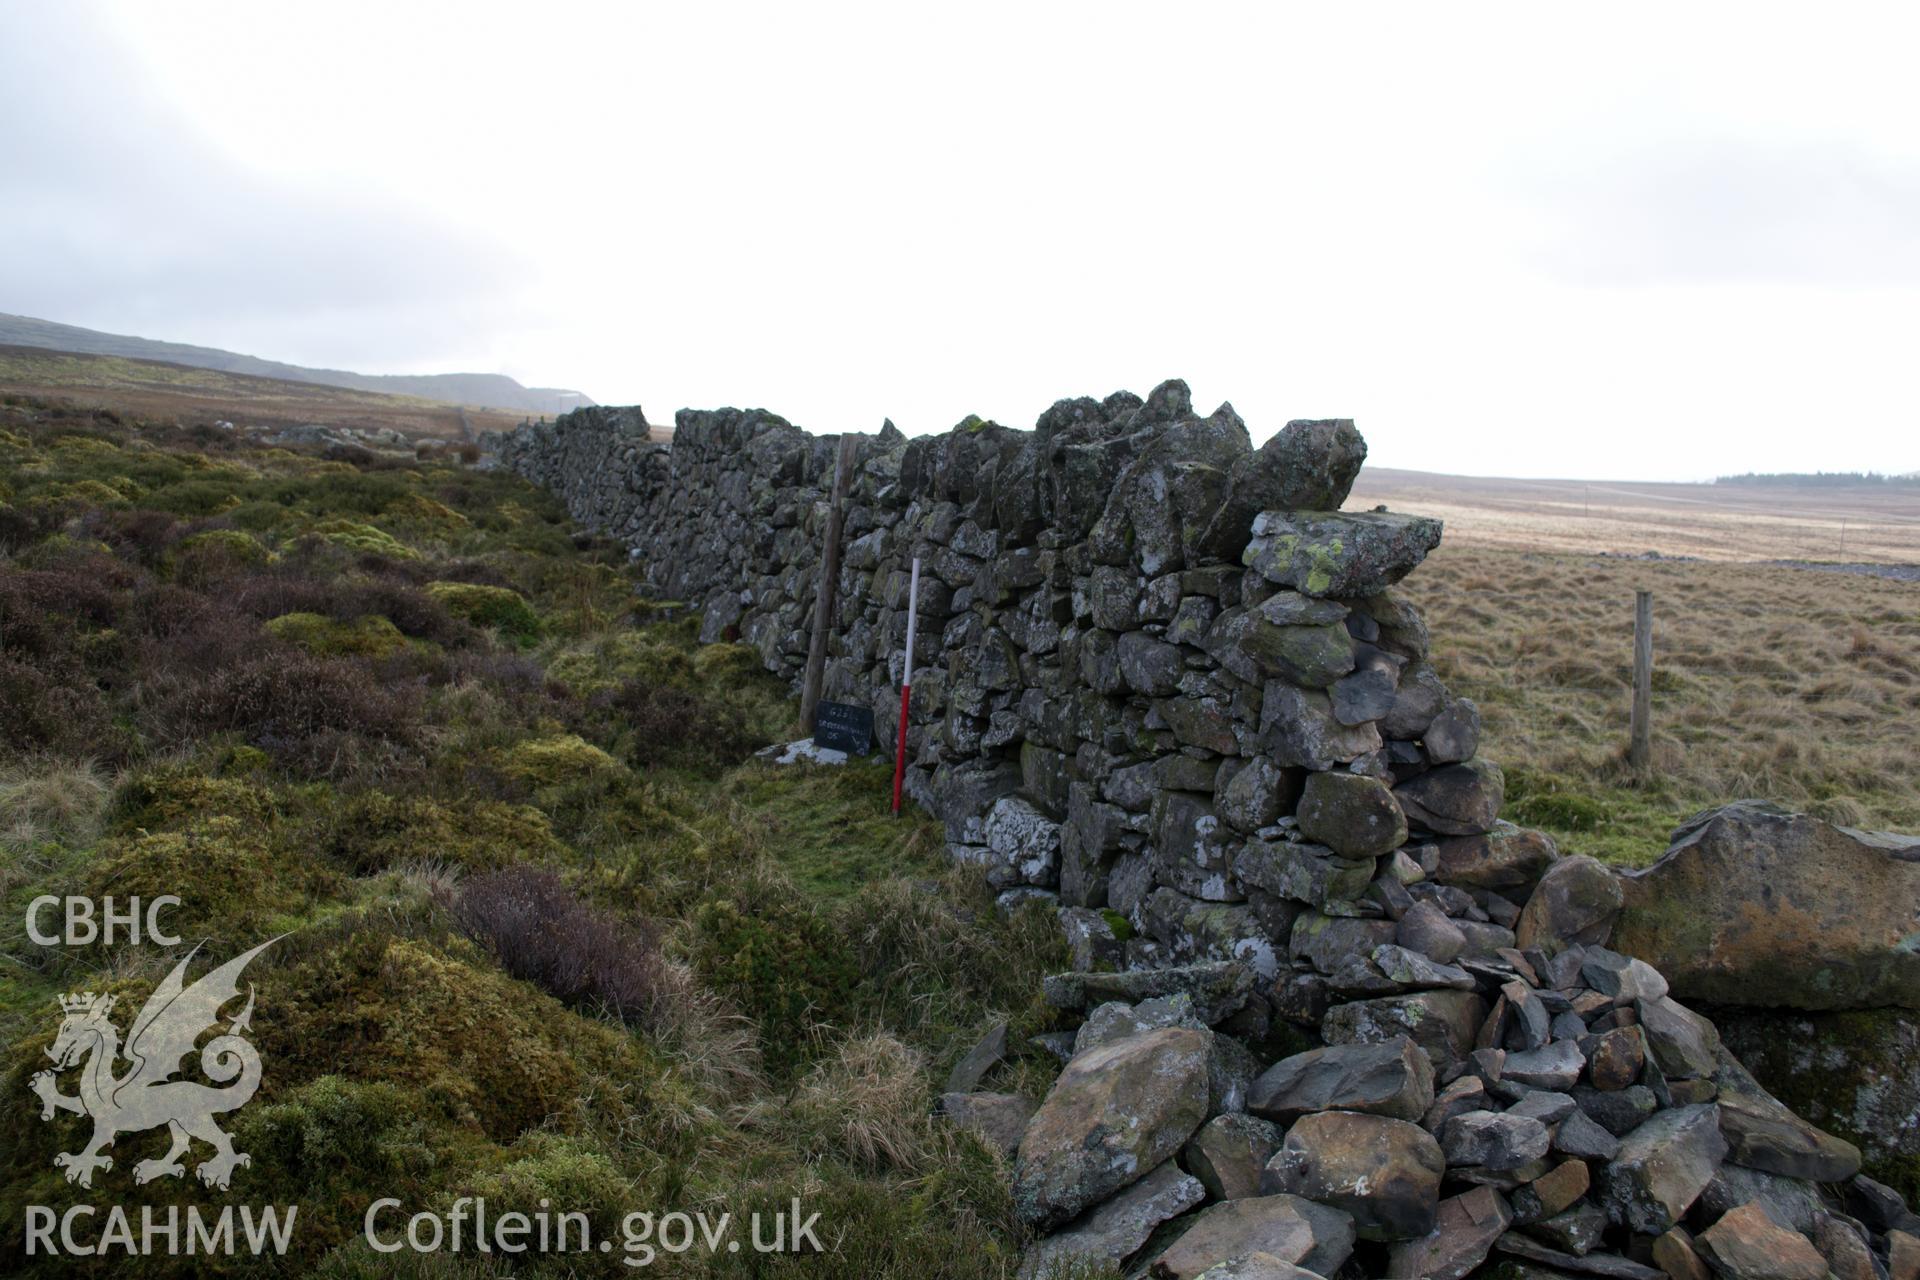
813,700,875,755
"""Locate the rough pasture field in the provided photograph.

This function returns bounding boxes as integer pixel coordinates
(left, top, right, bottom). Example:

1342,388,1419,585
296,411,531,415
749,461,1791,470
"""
1345,469,1920,865
1352,466,1920,563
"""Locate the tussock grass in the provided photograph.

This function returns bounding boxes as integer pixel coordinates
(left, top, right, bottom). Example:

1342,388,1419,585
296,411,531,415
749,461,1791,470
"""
0,758,112,853
788,1032,937,1171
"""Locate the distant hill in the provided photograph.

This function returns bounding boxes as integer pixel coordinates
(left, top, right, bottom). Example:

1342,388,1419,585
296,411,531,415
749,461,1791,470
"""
0,344,533,442
0,312,594,416
1716,470,1920,488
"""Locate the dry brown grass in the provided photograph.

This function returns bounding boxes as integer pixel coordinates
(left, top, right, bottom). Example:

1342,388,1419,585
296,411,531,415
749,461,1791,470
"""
1353,467,1920,563
787,1032,938,1171
1398,543,1920,864
0,758,113,853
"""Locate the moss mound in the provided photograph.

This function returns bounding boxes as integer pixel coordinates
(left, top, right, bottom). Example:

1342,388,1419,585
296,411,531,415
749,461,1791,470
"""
494,734,622,788
546,630,696,695
323,792,567,874
427,580,540,645
265,611,409,658
311,518,417,561
80,815,338,947
259,933,653,1144
693,896,861,1077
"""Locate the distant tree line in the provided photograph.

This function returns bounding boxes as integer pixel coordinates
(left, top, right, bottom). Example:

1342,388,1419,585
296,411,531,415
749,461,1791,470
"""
1715,470,1920,487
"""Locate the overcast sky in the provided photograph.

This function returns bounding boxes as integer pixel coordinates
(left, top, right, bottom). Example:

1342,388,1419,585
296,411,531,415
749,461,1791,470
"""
3,3,1918,480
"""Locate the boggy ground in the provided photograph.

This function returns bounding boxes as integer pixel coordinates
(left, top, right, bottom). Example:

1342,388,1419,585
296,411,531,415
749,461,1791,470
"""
1398,542,1920,865
0,398,1070,1278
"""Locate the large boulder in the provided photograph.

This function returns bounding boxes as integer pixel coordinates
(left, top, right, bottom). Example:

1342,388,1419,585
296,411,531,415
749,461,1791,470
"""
1321,990,1488,1076
1393,760,1504,837
1612,802,1920,1011
1295,771,1409,859
1515,854,1623,955
1243,511,1443,599
1248,1037,1435,1123
1150,1193,1356,1280
1013,1027,1214,1228
1598,1103,1728,1235
1262,1111,1446,1240
1019,1160,1207,1280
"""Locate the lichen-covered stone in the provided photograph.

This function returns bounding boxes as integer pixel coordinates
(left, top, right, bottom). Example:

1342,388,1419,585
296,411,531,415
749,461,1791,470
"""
1321,989,1489,1076
1151,1193,1356,1280
1013,1026,1215,1229
1296,771,1409,859
1261,683,1384,770
1217,758,1304,834
1184,1112,1285,1201
1243,510,1443,599
1248,1037,1435,1123
1598,1103,1728,1235
1262,1111,1446,1241
1395,759,1505,837
1018,1160,1206,1280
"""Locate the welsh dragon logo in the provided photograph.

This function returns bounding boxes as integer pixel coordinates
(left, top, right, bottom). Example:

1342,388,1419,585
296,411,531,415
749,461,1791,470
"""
30,938,278,1191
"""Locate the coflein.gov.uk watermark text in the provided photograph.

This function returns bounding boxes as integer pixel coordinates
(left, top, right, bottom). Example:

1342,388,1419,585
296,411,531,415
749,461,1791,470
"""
26,1198,824,1266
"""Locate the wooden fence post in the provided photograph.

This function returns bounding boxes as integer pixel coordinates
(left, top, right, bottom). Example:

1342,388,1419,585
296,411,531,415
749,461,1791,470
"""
1629,589,1653,770
799,433,859,737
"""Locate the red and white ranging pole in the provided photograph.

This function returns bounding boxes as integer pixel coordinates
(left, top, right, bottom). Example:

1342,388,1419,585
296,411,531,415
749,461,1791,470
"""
892,556,920,815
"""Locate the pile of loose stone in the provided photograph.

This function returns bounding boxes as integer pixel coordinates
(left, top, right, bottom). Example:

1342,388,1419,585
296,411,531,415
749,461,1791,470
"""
485,384,1914,1280
935,842,1913,1280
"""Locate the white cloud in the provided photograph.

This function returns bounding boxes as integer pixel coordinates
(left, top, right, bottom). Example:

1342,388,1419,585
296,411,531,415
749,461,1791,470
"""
1,1,1917,479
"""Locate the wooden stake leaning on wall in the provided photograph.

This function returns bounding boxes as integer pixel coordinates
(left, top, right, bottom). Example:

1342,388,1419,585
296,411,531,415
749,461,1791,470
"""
799,432,859,738
1629,589,1653,771
892,557,920,816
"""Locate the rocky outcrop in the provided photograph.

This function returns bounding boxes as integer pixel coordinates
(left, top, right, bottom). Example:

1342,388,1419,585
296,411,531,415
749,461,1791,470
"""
1608,801,1920,1202
1715,1005,1920,1198
1613,800,1920,1011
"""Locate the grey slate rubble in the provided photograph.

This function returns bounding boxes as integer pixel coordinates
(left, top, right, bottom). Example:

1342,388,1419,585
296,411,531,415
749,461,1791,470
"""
489,388,1902,1280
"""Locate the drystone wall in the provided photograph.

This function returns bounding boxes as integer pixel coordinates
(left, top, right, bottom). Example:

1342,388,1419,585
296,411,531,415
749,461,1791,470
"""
485,382,1910,1279
485,379,1493,972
